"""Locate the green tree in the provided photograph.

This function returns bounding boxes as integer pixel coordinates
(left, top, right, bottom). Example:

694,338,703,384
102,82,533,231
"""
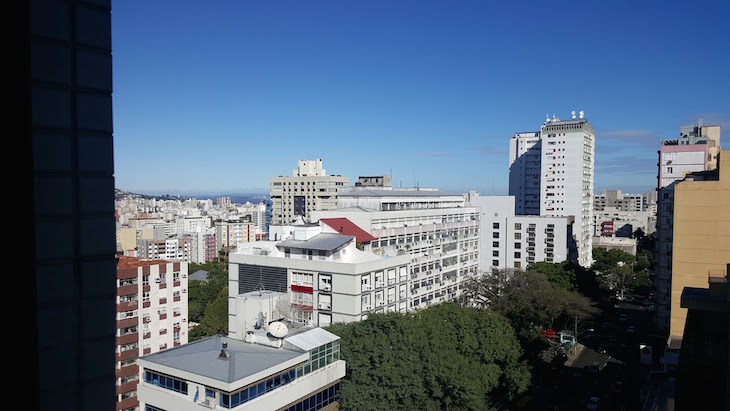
461,270,598,339
196,286,229,337
327,303,530,411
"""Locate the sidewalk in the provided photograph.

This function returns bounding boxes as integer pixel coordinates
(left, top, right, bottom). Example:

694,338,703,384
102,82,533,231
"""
564,343,585,367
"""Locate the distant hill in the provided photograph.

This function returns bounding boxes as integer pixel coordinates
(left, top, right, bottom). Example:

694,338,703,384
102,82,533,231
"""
115,189,269,204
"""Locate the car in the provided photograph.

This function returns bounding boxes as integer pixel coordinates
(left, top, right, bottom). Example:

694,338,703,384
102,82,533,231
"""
587,396,600,410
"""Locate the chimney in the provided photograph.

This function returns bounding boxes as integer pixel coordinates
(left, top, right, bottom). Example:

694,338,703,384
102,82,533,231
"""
219,341,230,359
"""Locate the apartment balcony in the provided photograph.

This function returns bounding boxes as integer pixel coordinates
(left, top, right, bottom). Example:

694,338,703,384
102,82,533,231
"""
173,296,180,302
159,283,167,289
143,301,150,308
160,329,167,335
116,301,138,313
143,285,150,293
143,331,151,339
115,364,139,379
143,348,151,355
159,314,167,320
116,332,138,346
116,380,139,396
117,284,139,297
116,349,138,363
174,281,181,287
115,396,138,411
159,298,167,305
174,342,181,347
117,317,138,329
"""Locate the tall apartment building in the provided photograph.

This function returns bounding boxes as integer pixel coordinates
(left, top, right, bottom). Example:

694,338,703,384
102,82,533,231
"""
655,123,721,332
509,112,595,267
270,159,349,225
10,2,117,409
116,257,189,411
216,196,232,207
230,226,412,327
137,237,193,262
215,219,256,252
509,131,542,215
467,194,569,272
312,188,481,306
176,215,212,234
188,228,217,263
669,150,729,341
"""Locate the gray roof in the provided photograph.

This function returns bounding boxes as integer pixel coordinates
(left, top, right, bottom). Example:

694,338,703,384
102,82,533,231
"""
140,335,304,384
189,269,209,283
277,233,353,251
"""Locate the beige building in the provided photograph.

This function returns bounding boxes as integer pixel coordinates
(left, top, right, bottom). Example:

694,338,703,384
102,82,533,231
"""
669,149,730,339
215,219,255,252
270,159,349,225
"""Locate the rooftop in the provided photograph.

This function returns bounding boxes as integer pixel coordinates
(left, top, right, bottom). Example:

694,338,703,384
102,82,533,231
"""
140,334,305,384
338,189,459,197
117,255,171,269
277,233,354,252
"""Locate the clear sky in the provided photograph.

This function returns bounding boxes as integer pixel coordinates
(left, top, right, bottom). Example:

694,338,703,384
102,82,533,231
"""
112,0,730,197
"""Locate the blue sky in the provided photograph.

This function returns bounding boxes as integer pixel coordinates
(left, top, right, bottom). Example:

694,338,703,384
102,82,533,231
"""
112,0,730,197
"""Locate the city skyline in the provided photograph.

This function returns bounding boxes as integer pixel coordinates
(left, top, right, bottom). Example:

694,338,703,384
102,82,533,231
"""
112,1,729,196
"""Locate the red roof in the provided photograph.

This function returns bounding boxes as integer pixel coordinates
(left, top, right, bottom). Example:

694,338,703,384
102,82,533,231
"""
319,218,377,243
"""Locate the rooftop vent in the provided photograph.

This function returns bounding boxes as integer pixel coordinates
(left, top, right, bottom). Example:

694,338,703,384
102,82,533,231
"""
219,341,230,359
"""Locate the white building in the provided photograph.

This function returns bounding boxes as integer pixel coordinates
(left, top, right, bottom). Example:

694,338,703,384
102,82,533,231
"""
467,194,569,272
216,219,256,253
229,226,411,327
312,188,481,307
137,328,344,411
116,257,189,410
509,112,595,267
270,159,349,225
176,215,212,235
594,190,644,212
509,131,542,215
137,237,193,262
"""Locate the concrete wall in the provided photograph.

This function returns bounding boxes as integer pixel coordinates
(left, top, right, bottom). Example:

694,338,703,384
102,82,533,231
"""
670,150,730,337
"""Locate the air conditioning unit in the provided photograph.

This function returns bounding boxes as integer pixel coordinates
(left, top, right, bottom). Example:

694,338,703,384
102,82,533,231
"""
200,397,215,408
181,318,186,322
376,282,384,288
182,289,187,293
181,274,187,278
318,303,331,310
378,301,385,306
154,278,161,283
363,285,372,291
322,285,331,292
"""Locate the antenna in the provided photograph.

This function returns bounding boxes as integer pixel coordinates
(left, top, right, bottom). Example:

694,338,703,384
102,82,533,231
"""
579,110,584,119
268,321,288,338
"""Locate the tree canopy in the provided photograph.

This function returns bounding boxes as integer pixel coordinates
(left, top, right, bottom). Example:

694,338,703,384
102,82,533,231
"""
187,261,229,341
326,303,530,411
460,269,599,339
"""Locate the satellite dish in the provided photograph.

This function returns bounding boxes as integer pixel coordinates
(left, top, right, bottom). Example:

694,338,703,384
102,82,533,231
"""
255,311,264,329
268,321,288,338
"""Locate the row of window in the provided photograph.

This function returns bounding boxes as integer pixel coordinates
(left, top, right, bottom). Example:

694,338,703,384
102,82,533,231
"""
220,368,297,409
144,371,188,395
281,383,341,411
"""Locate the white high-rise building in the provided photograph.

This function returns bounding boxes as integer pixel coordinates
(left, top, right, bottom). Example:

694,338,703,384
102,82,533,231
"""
509,112,595,267
467,194,569,272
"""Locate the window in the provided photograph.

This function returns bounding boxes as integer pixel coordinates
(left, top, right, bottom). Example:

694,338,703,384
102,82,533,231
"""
492,260,499,266
144,371,188,395
492,232,499,239
492,241,499,247
492,250,499,257
514,261,521,269
514,242,521,249
493,222,499,229
514,252,521,258
514,223,521,230
514,232,521,240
